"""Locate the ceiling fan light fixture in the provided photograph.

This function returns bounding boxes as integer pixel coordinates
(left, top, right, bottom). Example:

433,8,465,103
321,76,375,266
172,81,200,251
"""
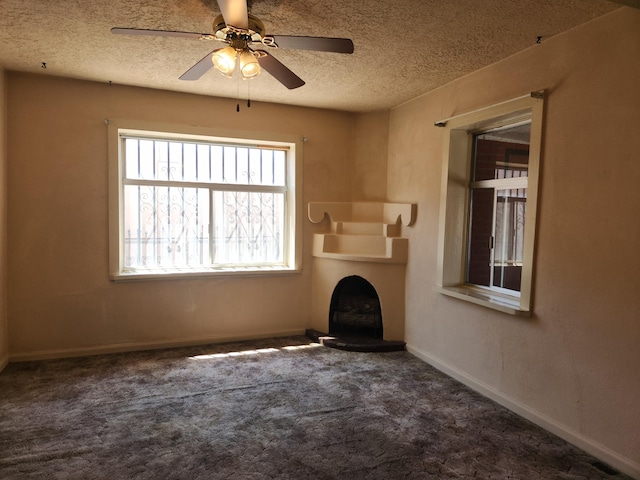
212,45,237,77
239,50,261,79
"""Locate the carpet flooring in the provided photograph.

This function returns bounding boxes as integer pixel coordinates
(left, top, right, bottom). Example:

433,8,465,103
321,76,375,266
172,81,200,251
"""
0,336,630,479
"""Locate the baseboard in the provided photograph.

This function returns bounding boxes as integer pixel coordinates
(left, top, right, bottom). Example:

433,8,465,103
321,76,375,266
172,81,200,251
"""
0,353,8,373
8,329,307,363
406,343,640,480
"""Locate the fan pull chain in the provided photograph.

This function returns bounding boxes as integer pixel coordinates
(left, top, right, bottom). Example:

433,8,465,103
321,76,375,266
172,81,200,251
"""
236,79,252,112
236,73,241,112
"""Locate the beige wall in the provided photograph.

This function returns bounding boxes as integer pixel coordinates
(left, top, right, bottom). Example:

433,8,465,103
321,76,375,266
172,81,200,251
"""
389,8,639,474
0,69,7,370
351,111,389,201
7,74,355,358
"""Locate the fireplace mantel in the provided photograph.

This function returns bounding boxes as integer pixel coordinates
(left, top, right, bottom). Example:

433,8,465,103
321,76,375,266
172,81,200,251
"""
308,202,416,264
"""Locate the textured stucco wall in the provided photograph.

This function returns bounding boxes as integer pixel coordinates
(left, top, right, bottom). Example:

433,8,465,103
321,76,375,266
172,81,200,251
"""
388,8,640,473
351,111,389,201
6,74,355,358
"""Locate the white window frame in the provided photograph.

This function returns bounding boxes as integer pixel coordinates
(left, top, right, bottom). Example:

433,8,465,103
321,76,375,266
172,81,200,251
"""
107,119,303,281
434,93,544,315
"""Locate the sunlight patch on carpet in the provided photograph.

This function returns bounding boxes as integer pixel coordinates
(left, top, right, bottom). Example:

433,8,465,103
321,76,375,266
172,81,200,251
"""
189,343,321,361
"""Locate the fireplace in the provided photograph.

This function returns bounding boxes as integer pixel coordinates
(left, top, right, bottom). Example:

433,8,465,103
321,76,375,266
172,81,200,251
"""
307,202,416,346
330,276,383,339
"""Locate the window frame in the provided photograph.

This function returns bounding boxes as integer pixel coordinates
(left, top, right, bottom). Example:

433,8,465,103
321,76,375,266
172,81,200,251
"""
467,125,530,296
434,93,544,316
107,119,303,281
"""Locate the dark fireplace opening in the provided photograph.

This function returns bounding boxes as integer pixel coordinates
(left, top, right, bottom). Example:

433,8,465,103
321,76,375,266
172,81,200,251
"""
329,276,383,339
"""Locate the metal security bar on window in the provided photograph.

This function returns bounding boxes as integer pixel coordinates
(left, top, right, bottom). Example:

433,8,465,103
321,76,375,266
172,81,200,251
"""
122,137,287,270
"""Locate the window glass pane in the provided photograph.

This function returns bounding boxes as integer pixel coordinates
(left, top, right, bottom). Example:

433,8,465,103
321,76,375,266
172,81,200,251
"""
493,188,526,292
235,148,249,184
259,149,274,185
168,142,184,181
223,146,237,183
182,143,198,182
154,141,169,180
472,124,530,181
211,146,224,183
197,144,211,182
466,188,494,287
273,150,286,186
212,191,284,265
124,139,139,179
248,149,260,184
123,185,210,269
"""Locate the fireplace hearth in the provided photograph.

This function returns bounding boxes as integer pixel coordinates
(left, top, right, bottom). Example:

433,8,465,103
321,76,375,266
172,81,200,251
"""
305,328,405,352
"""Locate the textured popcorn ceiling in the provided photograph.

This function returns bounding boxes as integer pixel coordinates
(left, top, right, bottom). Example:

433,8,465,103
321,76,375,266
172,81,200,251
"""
0,0,622,112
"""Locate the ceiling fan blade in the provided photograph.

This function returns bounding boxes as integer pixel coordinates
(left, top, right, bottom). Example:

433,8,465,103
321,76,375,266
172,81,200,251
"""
255,51,305,90
267,36,354,54
179,50,217,81
216,0,249,29
111,27,210,40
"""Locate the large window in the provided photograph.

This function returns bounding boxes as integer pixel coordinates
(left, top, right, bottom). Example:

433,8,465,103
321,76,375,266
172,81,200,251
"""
435,93,544,315
108,121,302,280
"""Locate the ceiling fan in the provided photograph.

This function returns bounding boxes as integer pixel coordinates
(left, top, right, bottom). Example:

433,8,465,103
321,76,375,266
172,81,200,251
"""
111,0,354,90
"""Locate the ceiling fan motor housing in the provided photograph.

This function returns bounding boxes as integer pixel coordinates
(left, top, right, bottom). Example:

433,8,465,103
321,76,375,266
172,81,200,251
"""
213,13,265,47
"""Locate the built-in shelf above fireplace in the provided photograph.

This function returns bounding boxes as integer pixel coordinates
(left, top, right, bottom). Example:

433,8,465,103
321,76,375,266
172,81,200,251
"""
308,202,417,264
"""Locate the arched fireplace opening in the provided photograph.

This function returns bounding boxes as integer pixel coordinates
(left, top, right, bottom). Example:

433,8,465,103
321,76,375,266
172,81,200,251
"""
329,276,383,339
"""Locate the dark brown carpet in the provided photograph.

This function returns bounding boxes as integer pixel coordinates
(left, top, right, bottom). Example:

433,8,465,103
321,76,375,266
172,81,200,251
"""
0,336,629,479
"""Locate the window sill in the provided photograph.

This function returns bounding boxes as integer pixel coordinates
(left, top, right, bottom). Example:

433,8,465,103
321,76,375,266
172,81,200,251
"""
111,266,301,282
434,285,531,317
